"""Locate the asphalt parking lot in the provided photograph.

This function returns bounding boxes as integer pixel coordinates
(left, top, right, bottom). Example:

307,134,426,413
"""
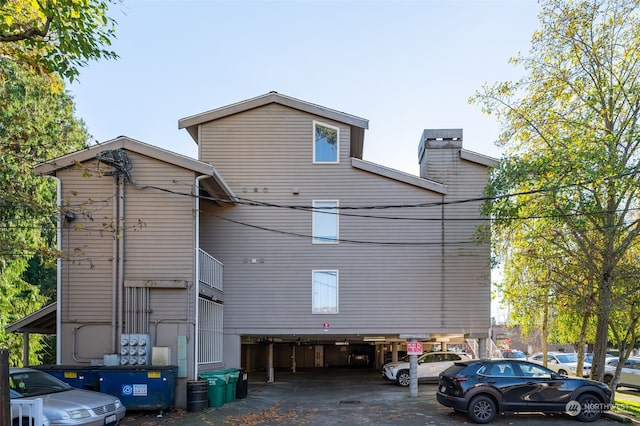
121,368,631,425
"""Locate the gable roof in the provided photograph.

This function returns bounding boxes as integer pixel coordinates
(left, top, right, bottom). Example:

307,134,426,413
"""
178,92,370,159
34,136,236,203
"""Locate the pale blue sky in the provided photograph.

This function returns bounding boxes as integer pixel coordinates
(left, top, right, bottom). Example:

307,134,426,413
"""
69,0,540,177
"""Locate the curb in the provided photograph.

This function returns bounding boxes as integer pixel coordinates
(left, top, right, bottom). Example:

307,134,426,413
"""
605,411,636,423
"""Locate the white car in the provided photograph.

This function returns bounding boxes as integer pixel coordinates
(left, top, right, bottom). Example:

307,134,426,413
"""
9,367,126,426
382,351,471,386
528,352,591,377
604,357,640,389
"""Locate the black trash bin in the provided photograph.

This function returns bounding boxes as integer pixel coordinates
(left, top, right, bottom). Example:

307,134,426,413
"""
235,368,248,399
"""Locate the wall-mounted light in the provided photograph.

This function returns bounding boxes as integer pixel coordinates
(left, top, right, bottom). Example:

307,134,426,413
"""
64,211,76,222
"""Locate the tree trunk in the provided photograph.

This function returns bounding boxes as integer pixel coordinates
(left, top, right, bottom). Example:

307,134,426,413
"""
576,311,590,377
591,270,613,381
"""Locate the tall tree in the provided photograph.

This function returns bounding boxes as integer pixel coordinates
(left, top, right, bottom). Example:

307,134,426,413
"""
473,0,640,381
0,60,88,364
0,0,119,82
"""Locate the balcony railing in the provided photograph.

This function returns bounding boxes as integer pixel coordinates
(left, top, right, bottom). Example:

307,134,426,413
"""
199,248,223,292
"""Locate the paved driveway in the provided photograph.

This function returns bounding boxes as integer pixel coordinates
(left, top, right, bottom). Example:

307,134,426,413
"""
121,368,624,425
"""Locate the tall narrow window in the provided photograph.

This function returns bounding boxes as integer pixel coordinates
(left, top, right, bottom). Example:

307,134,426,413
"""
312,270,338,314
312,200,338,244
313,121,339,163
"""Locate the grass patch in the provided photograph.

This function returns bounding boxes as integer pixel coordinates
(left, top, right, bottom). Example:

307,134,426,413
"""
614,395,640,418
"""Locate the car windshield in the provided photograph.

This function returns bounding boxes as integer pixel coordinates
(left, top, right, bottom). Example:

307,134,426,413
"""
9,370,72,398
555,354,578,363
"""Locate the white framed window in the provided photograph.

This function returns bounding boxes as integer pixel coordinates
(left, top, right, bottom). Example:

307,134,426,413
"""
313,121,339,163
312,270,338,314
312,200,338,244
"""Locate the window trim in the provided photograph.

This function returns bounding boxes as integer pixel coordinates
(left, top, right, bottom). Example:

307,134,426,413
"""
313,121,340,164
312,200,339,244
312,269,339,314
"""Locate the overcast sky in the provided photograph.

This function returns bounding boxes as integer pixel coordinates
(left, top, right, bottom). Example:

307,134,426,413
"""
68,0,541,178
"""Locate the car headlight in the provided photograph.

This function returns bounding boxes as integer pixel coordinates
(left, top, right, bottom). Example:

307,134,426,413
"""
67,409,91,419
114,399,122,409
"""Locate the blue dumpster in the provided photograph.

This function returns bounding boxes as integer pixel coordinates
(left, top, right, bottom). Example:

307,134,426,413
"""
32,365,100,390
96,365,178,410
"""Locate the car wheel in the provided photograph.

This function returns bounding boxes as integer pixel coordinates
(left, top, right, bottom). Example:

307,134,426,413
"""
467,395,496,424
558,369,568,375
575,393,603,422
396,370,410,387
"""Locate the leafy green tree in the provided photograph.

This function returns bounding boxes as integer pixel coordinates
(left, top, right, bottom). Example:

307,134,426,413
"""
0,60,88,364
473,0,640,381
0,0,119,81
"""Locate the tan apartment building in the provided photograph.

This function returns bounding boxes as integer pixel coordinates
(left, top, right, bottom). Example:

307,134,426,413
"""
32,92,496,406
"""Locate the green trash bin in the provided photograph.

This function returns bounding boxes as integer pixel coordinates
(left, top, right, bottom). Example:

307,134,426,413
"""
206,376,226,408
199,371,228,408
224,369,239,403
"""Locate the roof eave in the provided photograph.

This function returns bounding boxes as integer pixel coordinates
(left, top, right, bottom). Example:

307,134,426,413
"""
351,158,447,194
178,92,369,144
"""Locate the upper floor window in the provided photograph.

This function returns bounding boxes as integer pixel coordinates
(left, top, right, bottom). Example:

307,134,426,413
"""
312,270,338,314
313,121,339,163
312,200,338,244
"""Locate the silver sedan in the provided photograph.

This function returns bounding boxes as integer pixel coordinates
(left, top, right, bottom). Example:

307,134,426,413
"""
9,367,126,425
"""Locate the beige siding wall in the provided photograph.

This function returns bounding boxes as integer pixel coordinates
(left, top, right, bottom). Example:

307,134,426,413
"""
57,154,196,370
424,148,492,330
198,104,490,336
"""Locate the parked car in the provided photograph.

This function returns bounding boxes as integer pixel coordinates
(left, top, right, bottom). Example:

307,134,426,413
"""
382,351,471,386
498,349,526,359
383,351,407,364
584,352,616,364
348,351,372,368
604,357,640,389
9,367,126,426
528,352,591,377
437,359,612,423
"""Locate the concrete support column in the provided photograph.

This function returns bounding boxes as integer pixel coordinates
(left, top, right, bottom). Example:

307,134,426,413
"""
267,343,274,383
478,338,487,359
292,344,297,373
392,342,399,363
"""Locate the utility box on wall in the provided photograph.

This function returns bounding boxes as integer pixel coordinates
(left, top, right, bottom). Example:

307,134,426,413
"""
120,333,151,365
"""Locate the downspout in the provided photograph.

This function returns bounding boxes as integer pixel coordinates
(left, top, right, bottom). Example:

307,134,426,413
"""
111,176,119,353
48,176,62,363
441,195,445,328
194,175,205,379
118,175,125,343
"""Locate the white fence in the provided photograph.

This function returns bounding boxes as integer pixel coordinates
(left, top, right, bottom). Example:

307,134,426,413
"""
10,398,44,425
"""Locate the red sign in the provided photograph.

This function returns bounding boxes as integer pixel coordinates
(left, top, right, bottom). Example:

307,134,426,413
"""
407,342,423,355
323,322,330,328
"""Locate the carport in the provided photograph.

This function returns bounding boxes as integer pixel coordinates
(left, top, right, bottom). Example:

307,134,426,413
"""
4,302,57,366
239,331,483,381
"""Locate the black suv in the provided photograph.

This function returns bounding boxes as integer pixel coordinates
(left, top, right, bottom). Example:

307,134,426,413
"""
437,359,612,424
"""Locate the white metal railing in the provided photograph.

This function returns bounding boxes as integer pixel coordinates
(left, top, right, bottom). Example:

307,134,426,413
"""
11,398,44,425
198,297,223,364
199,248,223,292
465,339,479,359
